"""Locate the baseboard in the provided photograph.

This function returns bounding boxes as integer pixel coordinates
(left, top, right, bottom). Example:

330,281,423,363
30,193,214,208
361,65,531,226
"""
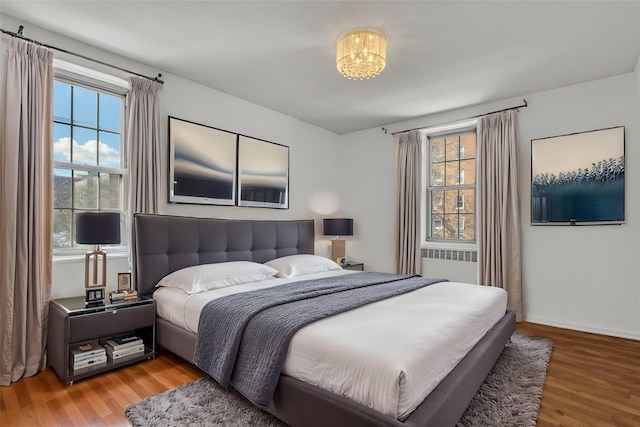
523,316,640,341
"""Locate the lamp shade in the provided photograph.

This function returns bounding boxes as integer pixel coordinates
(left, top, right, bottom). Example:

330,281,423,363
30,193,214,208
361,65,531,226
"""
76,212,121,245
323,218,354,237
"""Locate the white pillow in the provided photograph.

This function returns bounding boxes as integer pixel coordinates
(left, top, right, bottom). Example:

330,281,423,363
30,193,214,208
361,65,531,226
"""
156,261,278,294
265,254,342,278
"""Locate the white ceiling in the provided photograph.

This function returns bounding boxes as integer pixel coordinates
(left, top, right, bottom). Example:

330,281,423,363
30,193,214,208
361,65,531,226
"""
2,1,640,134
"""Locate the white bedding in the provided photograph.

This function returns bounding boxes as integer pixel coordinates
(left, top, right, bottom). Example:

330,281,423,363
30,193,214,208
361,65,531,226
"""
154,271,507,420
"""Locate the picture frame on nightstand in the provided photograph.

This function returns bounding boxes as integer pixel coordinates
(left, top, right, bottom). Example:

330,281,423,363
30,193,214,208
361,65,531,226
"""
117,272,132,292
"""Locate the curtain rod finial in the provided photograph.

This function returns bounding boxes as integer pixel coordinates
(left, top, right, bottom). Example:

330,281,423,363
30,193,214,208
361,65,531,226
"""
18,25,24,35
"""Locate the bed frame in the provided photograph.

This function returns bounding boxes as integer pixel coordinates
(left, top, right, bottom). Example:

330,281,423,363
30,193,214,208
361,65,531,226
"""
133,213,515,427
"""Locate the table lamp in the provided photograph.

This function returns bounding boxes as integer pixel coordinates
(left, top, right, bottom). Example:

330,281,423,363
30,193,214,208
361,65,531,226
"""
323,218,353,263
76,212,121,304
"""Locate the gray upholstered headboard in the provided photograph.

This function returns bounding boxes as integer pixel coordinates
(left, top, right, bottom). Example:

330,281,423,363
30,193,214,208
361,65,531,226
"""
133,213,315,296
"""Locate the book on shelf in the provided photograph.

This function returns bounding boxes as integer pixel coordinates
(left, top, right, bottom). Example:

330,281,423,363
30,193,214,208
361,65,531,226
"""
106,343,145,360
104,337,143,352
72,354,107,370
70,341,106,362
108,335,143,347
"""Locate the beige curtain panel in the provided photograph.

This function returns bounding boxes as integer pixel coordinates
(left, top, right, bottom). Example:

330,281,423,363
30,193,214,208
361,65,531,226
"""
395,130,423,275
127,77,162,278
127,77,162,216
0,38,54,386
477,110,523,321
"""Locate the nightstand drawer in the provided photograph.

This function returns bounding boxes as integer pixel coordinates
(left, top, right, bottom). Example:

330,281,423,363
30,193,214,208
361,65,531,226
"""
69,303,154,343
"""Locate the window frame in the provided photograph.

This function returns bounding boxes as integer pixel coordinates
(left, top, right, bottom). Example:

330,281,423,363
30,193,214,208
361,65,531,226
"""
52,64,130,256
422,121,478,247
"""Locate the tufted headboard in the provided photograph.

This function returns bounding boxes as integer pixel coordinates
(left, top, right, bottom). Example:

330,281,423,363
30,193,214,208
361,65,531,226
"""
132,213,315,296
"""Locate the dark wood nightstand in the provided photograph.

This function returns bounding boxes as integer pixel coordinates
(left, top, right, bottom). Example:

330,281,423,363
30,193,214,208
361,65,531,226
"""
341,262,364,271
47,295,155,384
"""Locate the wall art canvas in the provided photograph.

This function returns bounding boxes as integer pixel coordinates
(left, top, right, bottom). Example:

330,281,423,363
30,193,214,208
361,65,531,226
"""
238,136,289,209
169,117,237,205
531,126,624,224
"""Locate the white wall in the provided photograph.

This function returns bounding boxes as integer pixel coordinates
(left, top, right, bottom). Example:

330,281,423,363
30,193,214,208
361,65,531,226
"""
342,74,640,339
0,14,344,299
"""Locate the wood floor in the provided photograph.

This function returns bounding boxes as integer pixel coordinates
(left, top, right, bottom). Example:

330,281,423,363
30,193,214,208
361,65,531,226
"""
1,322,639,426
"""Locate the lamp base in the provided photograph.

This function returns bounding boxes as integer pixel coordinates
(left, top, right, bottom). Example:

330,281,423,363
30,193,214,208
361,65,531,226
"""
331,238,346,264
85,249,107,288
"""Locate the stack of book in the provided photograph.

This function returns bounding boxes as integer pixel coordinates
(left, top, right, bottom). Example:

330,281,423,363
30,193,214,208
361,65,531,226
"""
104,336,145,361
70,341,107,371
109,290,138,303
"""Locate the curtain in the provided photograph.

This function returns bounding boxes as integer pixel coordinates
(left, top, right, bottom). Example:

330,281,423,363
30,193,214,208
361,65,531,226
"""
127,77,162,215
0,38,54,386
395,130,423,275
126,77,161,277
477,110,523,321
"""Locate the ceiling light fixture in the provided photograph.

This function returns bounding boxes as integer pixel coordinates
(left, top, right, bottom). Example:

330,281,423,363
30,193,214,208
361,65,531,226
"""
336,29,387,80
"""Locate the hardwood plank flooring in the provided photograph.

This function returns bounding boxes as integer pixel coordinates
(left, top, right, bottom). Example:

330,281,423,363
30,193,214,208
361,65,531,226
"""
1,322,638,426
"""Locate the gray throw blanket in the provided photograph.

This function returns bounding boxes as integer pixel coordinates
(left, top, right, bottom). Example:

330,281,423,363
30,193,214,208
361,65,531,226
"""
193,272,446,408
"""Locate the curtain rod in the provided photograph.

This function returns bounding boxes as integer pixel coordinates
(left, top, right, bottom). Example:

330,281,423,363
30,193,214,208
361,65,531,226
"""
384,99,528,135
0,25,164,84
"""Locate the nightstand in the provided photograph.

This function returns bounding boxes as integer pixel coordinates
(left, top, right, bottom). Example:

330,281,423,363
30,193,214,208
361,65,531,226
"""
341,262,364,271
48,295,156,384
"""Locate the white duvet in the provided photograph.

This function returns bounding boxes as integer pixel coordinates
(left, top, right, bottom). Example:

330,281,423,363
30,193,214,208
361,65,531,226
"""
154,271,507,420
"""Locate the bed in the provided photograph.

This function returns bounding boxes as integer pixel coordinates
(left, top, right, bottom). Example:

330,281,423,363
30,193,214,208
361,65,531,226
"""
133,213,516,427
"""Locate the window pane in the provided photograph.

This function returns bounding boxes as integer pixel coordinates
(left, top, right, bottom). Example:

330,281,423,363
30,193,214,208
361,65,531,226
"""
72,86,97,128
445,135,459,161
99,173,121,209
72,127,98,165
444,214,458,239
98,131,121,168
431,138,444,163
460,188,475,213
460,133,476,160
53,123,71,163
459,213,475,240
53,81,71,124
431,163,444,186
53,168,72,208
99,94,121,133
53,209,72,248
460,159,475,185
445,160,459,186
444,189,459,214
431,214,444,239
73,170,98,209
431,190,444,213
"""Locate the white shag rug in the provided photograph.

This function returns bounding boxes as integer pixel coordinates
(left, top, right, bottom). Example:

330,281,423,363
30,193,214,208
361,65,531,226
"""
125,332,552,427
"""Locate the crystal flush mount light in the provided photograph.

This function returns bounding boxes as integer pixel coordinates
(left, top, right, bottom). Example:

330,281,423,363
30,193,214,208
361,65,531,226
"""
336,29,388,80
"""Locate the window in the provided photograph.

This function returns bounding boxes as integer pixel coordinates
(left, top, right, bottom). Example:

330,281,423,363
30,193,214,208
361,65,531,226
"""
53,78,127,252
432,146,444,162
427,131,476,242
433,195,443,211
455,219,465,237
432,171,443,186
